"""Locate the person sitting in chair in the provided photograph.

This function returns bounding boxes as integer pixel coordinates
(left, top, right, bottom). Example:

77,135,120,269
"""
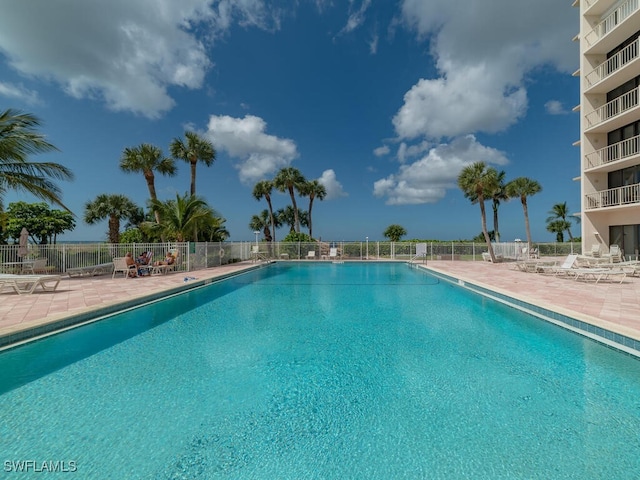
154,252,174,266
136,252,150,265
125,252,138,277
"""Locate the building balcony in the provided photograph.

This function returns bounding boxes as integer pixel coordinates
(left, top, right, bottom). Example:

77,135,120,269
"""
583,0,618,16
584,38,639,93
584,0,640,54
584,85,640,132
585,182,640,210
585,134,640,171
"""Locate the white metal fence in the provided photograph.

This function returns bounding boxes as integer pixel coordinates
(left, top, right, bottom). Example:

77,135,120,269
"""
0,241,582,274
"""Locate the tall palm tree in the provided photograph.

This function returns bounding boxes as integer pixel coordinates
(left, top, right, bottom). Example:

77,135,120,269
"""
170,131,216,196
457,162,499,262
546,202,574,242
147,193,217,242
299,179,326,239
84,194,140,243
252,180,277,242
0,109,74,210
506,177,542,249
490,169,509,242
273,167,306,233
119,143,176,224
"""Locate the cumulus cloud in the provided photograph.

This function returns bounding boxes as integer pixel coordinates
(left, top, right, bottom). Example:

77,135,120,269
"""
0,82,40,105
318,169,347,200
206,114,298,184
0,0,283,118
394,0,577,140
373,135,508,205
545,100,569,115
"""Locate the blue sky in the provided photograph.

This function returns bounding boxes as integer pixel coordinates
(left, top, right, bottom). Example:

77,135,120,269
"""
0,0,580,242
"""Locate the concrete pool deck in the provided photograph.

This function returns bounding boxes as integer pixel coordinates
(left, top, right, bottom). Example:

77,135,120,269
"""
0,260,638,348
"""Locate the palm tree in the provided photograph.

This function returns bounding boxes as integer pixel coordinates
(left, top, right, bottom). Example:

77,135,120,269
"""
546,220,570,242
457,162,499,262
383,224,407,242
119,143,176,224
506,177,542,249
273,167,306,233
249,209,273,242
169,131,216,196
84,194,140,243
146,193,217,242
490,169,509,242
546,202,575,242
0,109,74,210
299,179,326,239
277,206,309,234
252,180,277,242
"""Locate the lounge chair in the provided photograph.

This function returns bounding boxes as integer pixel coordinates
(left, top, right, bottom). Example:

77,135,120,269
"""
66,262,113,277
0,274,62,295
572,267,626,284
329,247,340,261
306,251,316,260
537,254,579,275
112,257,138,279
606,244,622,263
589,244,601,258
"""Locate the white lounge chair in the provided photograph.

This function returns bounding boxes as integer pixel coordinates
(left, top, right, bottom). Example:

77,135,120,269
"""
537,254,579,275
112,257,138,278
67,262,113,277
0,274,62,295
306,251,316,260
572,268,626,284
329,247,340,261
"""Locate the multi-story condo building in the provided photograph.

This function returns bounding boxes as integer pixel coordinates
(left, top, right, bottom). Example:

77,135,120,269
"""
576,0,640,258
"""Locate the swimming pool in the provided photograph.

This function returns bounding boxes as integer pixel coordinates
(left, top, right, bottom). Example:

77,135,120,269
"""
1,262,639,479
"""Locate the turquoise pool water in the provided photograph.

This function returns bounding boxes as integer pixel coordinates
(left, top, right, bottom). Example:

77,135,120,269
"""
1,263,639,479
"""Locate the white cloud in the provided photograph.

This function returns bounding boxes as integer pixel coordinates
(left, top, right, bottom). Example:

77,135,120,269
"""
340,0,372,34
0,82,40,105
373,145,390,156
206,114,298,184
545,100,569,115
394,0,577,140
373,135,508,205
397,140,431,163
318,169,347,200
0,0,283,118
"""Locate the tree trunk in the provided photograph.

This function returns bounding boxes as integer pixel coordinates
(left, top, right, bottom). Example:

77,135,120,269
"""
109,216,120,244
308,197,315,239
289,187,299,233
522,198,532,249
493,200,500,242
480,197,497,262
190,160,197,196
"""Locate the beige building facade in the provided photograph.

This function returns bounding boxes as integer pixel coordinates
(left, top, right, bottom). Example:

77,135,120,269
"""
577,0,640,258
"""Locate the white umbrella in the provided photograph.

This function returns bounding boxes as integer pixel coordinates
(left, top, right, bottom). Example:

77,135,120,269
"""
17,227,29,257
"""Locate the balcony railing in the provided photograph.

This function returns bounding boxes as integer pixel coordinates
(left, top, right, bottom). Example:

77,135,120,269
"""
585,134,640,168
585,85,639,128
585,0,639,46
585,38,639,88
585,182,640,209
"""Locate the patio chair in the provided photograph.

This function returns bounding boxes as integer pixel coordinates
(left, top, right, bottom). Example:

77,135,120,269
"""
607,244,622,263
589,244,601,258
112,257,138,279
306,251,316,260
329,247,340,261
21,258,47,274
